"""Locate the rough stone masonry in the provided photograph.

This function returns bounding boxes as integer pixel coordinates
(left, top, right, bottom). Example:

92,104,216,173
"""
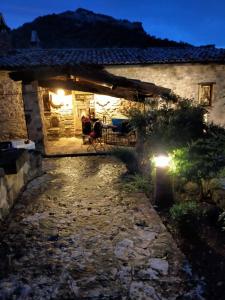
0,156,192,300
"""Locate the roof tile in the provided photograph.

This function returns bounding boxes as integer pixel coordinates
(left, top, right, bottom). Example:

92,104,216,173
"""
0,47,225,69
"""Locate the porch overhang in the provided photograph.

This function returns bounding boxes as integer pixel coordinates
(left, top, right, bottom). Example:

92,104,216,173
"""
9,64,171,101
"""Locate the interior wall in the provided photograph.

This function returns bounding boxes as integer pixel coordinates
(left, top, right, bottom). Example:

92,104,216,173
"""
43,90,76,139
94,94,133,122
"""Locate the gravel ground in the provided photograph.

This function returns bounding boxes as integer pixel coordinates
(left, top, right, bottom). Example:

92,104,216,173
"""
0,156,188,300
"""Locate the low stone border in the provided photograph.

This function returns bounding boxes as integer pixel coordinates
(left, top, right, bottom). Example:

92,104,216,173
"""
0,150,42,220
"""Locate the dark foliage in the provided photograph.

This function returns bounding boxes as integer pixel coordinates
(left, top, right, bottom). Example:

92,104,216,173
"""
171,124,225,202
111,147,139,174
11,8,191,48
127,99,206,154
170,201,201,237
148,100,206,153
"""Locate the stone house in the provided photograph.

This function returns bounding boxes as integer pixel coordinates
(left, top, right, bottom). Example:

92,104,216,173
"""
0,16,225,154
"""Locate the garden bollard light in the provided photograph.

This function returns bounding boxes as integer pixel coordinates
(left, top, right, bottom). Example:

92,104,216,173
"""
153,155,174,209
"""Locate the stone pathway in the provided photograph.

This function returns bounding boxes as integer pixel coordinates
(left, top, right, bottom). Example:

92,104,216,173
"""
0,157,188,300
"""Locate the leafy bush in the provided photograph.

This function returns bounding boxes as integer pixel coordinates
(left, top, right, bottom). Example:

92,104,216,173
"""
218,211,225,231
170,201,200,236
126,98,206,155
170,125,225,201
170,201,199,221
123,174,151,193
126,107,148,130
111,147,139,174
147,99,206,153
201,203,222,225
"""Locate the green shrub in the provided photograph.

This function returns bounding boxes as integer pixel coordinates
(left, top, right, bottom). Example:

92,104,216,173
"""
145,99,206,153
170,201,199,221
111,147,139,174
170,126,225,201
218,211,225,231
170,201,200,236
123,174,151,193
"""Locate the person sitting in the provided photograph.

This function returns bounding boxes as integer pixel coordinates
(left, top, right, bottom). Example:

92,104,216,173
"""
81,115,92,144
89,119,102,139
87,119,105,152
81,116,92,134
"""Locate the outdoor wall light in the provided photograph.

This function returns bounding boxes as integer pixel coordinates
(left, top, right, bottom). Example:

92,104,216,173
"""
153,155,171,168
50,89,66,108
57,89,65,97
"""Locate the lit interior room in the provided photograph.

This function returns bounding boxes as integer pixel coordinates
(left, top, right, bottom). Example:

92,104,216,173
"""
42,88,135,155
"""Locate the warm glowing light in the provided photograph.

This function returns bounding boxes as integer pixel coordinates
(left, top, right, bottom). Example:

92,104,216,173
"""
153,155,171,168
57,89,65,97
204,113,208,123
50,90,73,111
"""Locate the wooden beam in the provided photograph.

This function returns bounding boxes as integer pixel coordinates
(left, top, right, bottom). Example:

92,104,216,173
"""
10,64,171,100
38,79,145,101
10,65,105,82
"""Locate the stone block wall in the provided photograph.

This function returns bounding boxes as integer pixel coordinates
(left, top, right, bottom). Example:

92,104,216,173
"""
0,150,42,220
46,113,75,139
22,82,46,152
0,71,27,141
106,63,225,126
43,91,76,140
94,94,142,123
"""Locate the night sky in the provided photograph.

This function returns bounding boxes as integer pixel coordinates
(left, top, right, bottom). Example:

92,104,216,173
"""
1,0,225,48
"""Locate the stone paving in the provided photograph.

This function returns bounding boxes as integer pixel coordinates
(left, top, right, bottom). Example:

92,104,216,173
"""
0,156,188,300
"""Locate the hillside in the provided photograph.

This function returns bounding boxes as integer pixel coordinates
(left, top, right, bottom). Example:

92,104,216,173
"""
11,8,190,48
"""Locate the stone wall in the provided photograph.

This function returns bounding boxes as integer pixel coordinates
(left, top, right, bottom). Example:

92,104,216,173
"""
94,94,142,123
0,71,27,141
0,150,42,220
42,90,76,139
106,63,225,126
22,82,46,152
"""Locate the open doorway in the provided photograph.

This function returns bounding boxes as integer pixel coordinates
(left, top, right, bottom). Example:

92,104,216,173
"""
42,89,97,154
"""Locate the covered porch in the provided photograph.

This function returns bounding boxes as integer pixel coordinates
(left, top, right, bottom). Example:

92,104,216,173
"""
10,65,171,155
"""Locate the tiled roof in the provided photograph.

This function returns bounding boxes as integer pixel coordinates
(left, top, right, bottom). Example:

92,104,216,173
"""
0,47,225,69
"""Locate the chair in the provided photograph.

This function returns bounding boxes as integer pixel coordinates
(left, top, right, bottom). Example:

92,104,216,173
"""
87,120,105,152
117,120,136,145
106,120,136,146
81,117,92,144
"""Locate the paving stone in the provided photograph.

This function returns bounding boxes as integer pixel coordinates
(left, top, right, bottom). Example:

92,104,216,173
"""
149,258,169,275
0,156,188,299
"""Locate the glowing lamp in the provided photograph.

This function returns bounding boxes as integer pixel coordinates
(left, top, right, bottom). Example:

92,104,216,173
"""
57,89,65,97
153,155,171,168
50,89,66,107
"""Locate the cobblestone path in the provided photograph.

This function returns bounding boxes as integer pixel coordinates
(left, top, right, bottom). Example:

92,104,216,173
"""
0,157,187,300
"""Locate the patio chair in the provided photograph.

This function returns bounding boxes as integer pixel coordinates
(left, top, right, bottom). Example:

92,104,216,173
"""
117,120,136,145
81,116,92,145
87,120,105,152
106,120,136,146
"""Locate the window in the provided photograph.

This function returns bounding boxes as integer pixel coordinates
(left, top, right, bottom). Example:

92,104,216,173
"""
198,83,214,106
